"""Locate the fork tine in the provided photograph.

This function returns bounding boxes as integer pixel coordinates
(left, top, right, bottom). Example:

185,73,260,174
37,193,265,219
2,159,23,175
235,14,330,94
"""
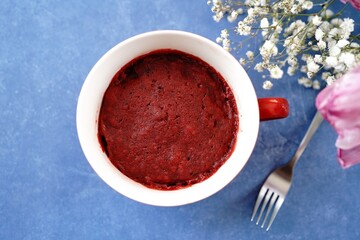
256,189,272,225
266,197,284,231
251,187,268,221
261,193,279,228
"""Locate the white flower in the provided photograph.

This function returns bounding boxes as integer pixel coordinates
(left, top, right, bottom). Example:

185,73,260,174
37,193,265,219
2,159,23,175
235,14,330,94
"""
306,25,317,38
212,0,222,4
287,56,298,66
315,28,324,41
327,39,337,49
325,56,338,68
307,61,320,73
335,63,346,72
328,28,340,39
331,18,343,27
236,22,251,35
291,5,301,14
302,1,313,10
239,58,246,65
311,16,322,26
287,66,297,76
274,24,283,34
269,65,284,79
227,10,238,22
350,42,359,48
220,29,229,38
298,77,313,87
339,52,356,68
317,40,326,50
213,12,224,22
340,18,354,34
312,80,321,90
314,54,323,63
263,80,273,90
260,18,270,37
298,77,306,84
246,50,254,60
243,16,255,25
260,40,278,57
271,18,279,26
307,71,315,79
321,9,334,18
244,0,252,5
337,39,349,48
326,75,336,85
237,8,244,14
329,45,341,57
294,20,306,34
254,62,264,72
335,72,342,79
260,18,269,28
339,20,354,40
284,38,291,47
320,21,331,33
289,42,300,52
285,22,296,35
301,54,311,62
311,45,320,51
222,38,230,47
216,37,222,43
247,8,255,17
300,65,308,73
322,72,331,80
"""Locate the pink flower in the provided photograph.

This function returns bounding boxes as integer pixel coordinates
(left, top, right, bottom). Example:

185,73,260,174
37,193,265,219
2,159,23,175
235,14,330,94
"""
316,66,360,168
341,0,360,10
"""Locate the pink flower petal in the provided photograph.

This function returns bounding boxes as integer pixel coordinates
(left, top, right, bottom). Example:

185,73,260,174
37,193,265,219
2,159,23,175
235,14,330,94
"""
336,128,360,150
341,0,360,10
338,145,360,169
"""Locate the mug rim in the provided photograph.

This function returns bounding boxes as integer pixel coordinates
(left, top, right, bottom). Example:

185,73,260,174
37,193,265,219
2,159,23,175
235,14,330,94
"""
76,30,259,206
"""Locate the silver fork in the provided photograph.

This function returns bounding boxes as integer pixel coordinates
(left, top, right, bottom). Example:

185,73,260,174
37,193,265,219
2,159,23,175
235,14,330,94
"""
251,111,323,231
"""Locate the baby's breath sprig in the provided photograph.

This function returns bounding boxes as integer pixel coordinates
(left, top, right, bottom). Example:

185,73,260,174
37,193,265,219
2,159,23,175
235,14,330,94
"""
208,0,360,90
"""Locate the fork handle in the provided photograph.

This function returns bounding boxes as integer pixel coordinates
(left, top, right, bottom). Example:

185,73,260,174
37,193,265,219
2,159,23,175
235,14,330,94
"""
288,111,323,168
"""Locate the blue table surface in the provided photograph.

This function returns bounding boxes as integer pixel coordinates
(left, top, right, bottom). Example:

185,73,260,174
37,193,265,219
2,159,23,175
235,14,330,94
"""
1,1,359,239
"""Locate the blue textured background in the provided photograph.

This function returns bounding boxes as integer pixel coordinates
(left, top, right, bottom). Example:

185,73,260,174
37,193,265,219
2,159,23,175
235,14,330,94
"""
1,1,359,239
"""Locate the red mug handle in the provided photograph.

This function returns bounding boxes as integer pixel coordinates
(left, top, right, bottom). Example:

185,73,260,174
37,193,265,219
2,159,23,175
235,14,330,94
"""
258,98,289,121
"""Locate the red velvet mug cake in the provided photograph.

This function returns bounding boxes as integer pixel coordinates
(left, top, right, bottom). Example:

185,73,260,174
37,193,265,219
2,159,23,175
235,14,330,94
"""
98,49,239,190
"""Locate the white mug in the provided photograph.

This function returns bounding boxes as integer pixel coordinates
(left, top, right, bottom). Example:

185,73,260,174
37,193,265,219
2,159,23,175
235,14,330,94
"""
77,30,288,206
